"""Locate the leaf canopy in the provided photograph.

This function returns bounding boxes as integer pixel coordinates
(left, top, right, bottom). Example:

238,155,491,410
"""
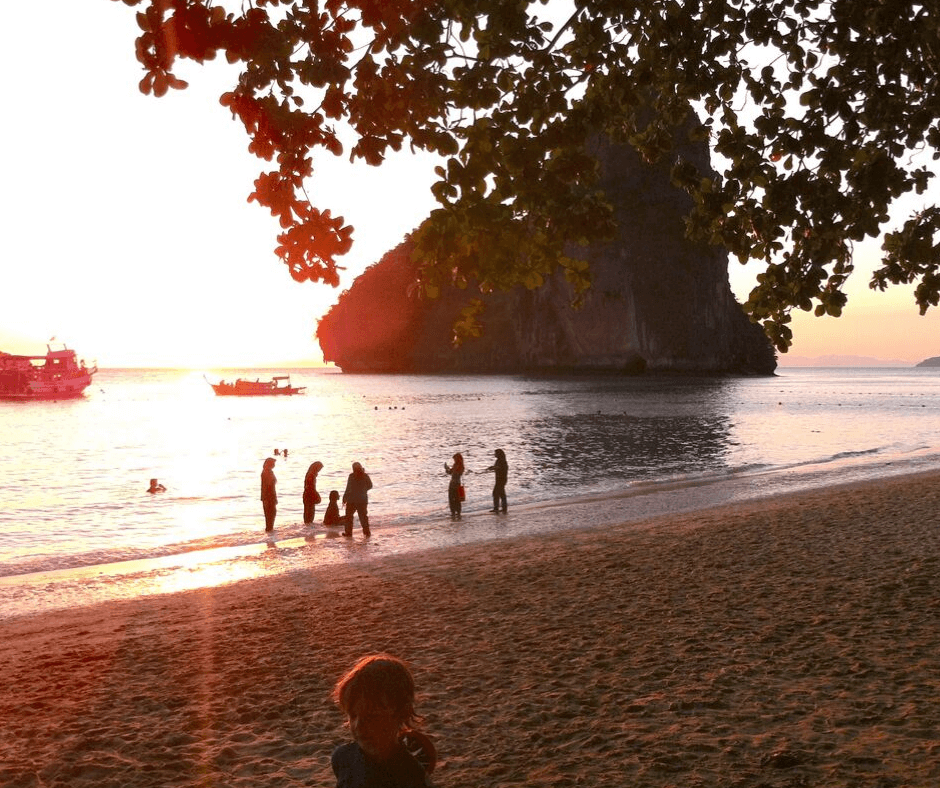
114,0,940,351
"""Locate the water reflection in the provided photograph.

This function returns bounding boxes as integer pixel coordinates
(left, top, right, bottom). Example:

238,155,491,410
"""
7,367,936,593
439,376,737,501
523,410,733,493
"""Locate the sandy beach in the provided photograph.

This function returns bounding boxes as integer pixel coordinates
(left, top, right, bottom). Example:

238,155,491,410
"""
2,471,939,787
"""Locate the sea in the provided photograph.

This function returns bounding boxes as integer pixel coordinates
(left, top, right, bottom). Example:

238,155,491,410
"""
2,366,939,619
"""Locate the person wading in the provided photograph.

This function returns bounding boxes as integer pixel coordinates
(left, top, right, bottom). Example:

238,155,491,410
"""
261,457,277,532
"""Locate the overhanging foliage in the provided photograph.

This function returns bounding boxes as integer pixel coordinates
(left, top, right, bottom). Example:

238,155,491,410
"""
113,0,940,351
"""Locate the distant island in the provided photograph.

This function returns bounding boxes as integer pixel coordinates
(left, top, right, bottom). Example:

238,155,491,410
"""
916,356,940,368
778,354,914,368
317,130,776,376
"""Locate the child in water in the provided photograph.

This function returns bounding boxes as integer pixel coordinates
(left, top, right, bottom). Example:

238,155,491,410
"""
323,490,343,527
331,655,435,788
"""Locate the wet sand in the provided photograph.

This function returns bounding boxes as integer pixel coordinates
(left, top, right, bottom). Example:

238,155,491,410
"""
2,471,939,787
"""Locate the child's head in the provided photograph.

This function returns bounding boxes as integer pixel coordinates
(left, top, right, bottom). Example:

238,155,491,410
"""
329,490,339,501
333,655,418,760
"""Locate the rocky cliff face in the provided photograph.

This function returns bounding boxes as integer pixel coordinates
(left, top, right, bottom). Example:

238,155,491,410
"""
317,134,776,375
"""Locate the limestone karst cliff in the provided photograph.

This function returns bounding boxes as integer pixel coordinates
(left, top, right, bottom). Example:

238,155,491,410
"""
317,134,776,375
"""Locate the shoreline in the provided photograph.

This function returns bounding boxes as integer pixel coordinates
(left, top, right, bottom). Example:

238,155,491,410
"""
4,452,939,621
3,470,940,787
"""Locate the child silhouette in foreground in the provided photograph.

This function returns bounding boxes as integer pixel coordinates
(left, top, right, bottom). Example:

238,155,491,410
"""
323,490,343,527
332,654,436,788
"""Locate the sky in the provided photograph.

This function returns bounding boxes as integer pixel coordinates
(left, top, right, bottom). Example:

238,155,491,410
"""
1,2,937,368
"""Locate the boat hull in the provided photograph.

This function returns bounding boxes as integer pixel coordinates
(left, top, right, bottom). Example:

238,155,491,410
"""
208,375,304,397
0,346,96,401
211,385,304,396
0,374,94,400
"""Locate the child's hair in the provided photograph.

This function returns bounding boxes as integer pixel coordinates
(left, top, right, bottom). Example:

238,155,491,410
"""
333,654,420,729
329,490,339,500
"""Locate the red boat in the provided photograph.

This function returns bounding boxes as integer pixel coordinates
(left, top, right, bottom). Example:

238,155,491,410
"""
0,345,97,401
208,374,305,396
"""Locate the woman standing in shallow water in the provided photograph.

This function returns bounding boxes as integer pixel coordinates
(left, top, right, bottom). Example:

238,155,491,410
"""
260,457,277,532
444,452,464,518
487,449,508,513
303,461,323,526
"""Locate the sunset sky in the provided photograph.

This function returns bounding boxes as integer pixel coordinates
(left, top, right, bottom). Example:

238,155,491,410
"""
1,2,937,368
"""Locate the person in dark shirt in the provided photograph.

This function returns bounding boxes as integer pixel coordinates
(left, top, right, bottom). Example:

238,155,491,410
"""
485,448,508,513
331,654,434,788
342,462,373,537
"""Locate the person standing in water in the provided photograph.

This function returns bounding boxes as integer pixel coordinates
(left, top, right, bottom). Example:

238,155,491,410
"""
261,457,278,532
486,448,508,513
342,462,373,537
444,452,464,518
303,461,323,526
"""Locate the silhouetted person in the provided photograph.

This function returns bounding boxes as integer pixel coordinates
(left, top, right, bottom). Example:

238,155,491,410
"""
303,461,323,525
146,478,166,494
444,452,464,518
486,449,508,513
261,457,277,532
323,490,343,527
342,462,373,537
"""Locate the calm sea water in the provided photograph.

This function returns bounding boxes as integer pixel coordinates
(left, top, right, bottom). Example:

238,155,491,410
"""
2,366,939,618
